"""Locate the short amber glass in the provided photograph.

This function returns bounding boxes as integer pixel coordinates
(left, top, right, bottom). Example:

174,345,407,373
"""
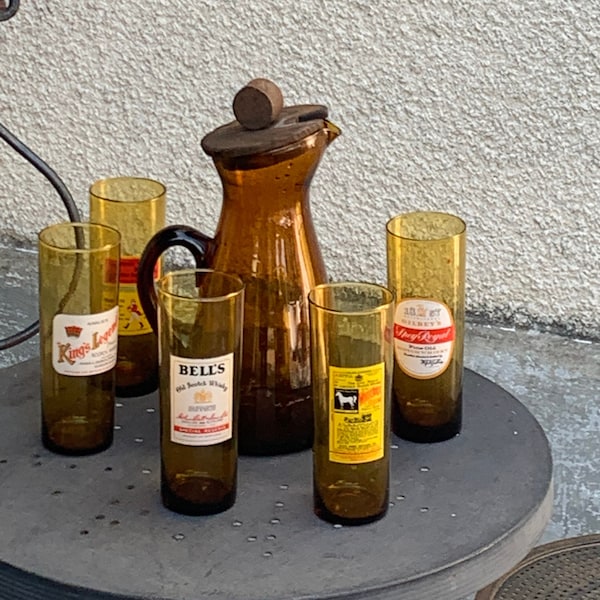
156,269,244,515
38,222,120,455
309,282,394,525
386,212,466,443
90,177,166,397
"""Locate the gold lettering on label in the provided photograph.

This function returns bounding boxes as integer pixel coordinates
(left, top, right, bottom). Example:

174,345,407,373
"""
57,342,75,365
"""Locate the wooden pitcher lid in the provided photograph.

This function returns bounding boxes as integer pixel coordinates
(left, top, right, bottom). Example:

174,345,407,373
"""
201,79,329,158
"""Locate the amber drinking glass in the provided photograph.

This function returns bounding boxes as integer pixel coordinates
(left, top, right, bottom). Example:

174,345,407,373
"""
38,222,120,455
386,212,466,443
90,177,166,397
155,269,244,515
309,282,394,525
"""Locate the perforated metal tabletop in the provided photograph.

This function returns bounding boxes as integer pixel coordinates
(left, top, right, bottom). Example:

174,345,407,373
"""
476,534,600,599
0,358,552,600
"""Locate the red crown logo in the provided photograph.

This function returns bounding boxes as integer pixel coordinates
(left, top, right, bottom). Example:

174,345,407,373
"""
64,325,82,338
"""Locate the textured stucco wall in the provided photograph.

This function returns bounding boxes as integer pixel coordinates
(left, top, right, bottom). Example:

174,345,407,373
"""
1,0,598,338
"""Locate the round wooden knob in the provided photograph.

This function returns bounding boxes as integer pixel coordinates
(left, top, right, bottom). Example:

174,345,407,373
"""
233,78,284,130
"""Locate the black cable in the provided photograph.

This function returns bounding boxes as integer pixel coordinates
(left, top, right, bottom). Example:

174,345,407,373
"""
0,0,20,22
0,0,83,350
0,122,82,349
0,123,81,223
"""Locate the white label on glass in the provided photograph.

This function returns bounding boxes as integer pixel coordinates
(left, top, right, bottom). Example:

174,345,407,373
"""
393,299,455,379
170,353,234,446
52,307,119,376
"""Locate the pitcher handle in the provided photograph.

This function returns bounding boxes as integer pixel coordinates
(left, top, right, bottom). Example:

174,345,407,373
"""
137,224,215,333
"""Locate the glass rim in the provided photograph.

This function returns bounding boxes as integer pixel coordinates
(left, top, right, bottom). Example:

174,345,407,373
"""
38,221,121,252
308,281,394,315
386,211,466,241
89,176,166,204
157,268,245,303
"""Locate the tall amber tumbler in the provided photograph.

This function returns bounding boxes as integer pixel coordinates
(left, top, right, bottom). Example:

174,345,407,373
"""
90,177,166,397
155,269,244,515
386,211,466,443
38,222,120,455
309,282,394,525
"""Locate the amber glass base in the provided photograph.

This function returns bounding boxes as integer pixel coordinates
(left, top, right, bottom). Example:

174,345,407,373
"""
392,399,462,443
115,333,158,397
239,434,313,456
161,478,235,516
116,374,158,398
42,421,113,456
238,386,313,456
313,485,388,526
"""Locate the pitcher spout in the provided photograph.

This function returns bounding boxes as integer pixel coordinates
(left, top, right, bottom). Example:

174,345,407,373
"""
324,120,342,145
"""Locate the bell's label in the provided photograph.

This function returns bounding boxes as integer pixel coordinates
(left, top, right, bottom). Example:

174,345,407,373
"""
52,306,119,376
170,353,234,446
117,256,157,336
393,299,455,379
329,363,385,464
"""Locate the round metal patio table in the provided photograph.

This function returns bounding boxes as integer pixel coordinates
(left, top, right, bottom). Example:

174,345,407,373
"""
0,358,553,600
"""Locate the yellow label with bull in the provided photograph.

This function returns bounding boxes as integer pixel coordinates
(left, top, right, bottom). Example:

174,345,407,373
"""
328,362,385,464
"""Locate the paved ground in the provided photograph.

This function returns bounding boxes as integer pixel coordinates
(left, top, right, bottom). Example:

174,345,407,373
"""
1,243,598,597
465,322,600,545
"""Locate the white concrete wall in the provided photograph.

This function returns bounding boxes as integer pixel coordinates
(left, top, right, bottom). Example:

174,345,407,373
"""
1,0,598,338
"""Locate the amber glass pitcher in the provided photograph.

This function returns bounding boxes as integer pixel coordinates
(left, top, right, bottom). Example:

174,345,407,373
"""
137,81,340,455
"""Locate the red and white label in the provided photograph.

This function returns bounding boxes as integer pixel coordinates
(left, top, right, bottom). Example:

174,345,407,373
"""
170,353,233,446
52,307,119,376
393,299,455,379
